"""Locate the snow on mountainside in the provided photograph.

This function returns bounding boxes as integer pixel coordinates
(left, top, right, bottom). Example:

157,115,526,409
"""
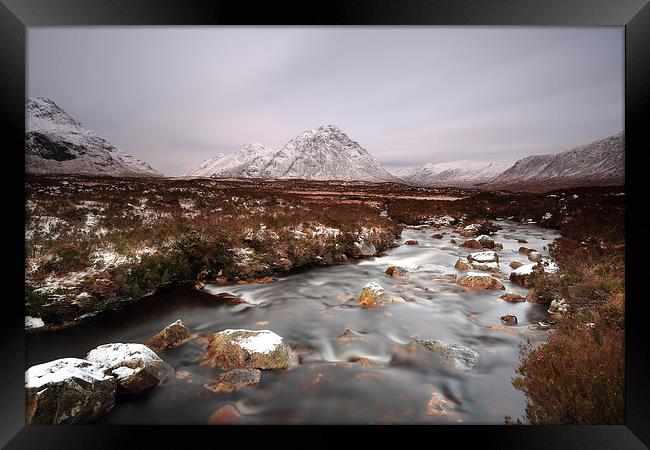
26,97,162,177
396,160,510,187
487,132,624,190
187,125,401,182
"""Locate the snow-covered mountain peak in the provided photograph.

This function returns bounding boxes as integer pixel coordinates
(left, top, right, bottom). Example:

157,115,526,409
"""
187,125,399,182
25,97,162,177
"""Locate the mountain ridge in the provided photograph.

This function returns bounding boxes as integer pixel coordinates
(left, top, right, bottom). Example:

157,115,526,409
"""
25,97,162,177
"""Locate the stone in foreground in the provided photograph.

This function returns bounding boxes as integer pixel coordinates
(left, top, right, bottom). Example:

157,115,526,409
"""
457,273,505,290
415,338,479,371
86,343,173,393
204,368,261,394
201,329,294,369
207,404,244,424
385,265,408,278
25,316,45,329
357,282,406,308
147,319,191,350
25,358,116,424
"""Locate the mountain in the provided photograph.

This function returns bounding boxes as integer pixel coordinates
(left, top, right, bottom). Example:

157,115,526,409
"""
187,125,400,182
186,141,274,178
25,97,162,177
395,160,510,187
486,132,624,191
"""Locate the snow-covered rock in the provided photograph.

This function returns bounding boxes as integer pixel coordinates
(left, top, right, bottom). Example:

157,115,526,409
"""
26,97,162,177
467,251,499,264
357,281,405,308
25,358,116,424
395,160,510,187
25,316,45,329
85,343,173,393
186,125,400,182
200,329,295,370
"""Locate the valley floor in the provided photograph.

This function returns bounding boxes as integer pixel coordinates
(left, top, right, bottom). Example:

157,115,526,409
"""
24,175,625,424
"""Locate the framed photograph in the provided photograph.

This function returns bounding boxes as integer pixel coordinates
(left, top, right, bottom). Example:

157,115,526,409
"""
2,0,648,447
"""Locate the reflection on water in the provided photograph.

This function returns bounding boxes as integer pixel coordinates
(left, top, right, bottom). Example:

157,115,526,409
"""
26,221,560,424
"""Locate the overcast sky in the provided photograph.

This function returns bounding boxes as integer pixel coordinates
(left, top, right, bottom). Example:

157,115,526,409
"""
28,27,624,176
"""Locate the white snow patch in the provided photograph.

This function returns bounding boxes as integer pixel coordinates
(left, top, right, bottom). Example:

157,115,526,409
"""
222,329,284,354
25,358,112,388
25,316,45,329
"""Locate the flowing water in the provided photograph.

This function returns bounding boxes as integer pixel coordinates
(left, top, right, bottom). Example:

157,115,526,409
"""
26,220,560,424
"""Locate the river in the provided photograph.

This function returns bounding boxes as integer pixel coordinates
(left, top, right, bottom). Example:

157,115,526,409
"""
26,220,560,424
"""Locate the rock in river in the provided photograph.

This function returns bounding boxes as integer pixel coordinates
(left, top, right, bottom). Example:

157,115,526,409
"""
357,282,406,308
500,315,518,326
86,343,173,393
204,368,261,394
459,239,482,249
454,258,471,271
500,293,525,303
467,250,499,264
414,338,479,370
457,273,505,290
147,319,191,350
201,329,295,370
25,358,116,424
404,240,419,245
385,265,408,278
207,404,244,424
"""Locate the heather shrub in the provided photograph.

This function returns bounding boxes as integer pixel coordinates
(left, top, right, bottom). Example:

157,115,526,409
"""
512,313,624,424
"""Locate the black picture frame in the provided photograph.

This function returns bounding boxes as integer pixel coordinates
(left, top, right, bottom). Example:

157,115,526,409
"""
1,0,648,448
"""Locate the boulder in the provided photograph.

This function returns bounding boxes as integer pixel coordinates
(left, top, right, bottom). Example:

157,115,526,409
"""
500,315,518,326
414,338,479,370
357,282,405,308
432,233,444,239
204,368,261,394
509,261,524,269
385,265,408,278
211,292,248,305
200,329,294,369
517,239,528,243
518,247,535,255
337,328,368,344
500,293,525,303
526,289,540,303
509,263,538,287
85,343,173,393
147,319,191,350
454,258,471,271
25,316,45,329
467,251,499,264
548,298,569,314
25,358,116,424
457,273,505,290
207,404,244,424
528,251,542,262
459,239,482,249
404,240,419,246
475,235,495,249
